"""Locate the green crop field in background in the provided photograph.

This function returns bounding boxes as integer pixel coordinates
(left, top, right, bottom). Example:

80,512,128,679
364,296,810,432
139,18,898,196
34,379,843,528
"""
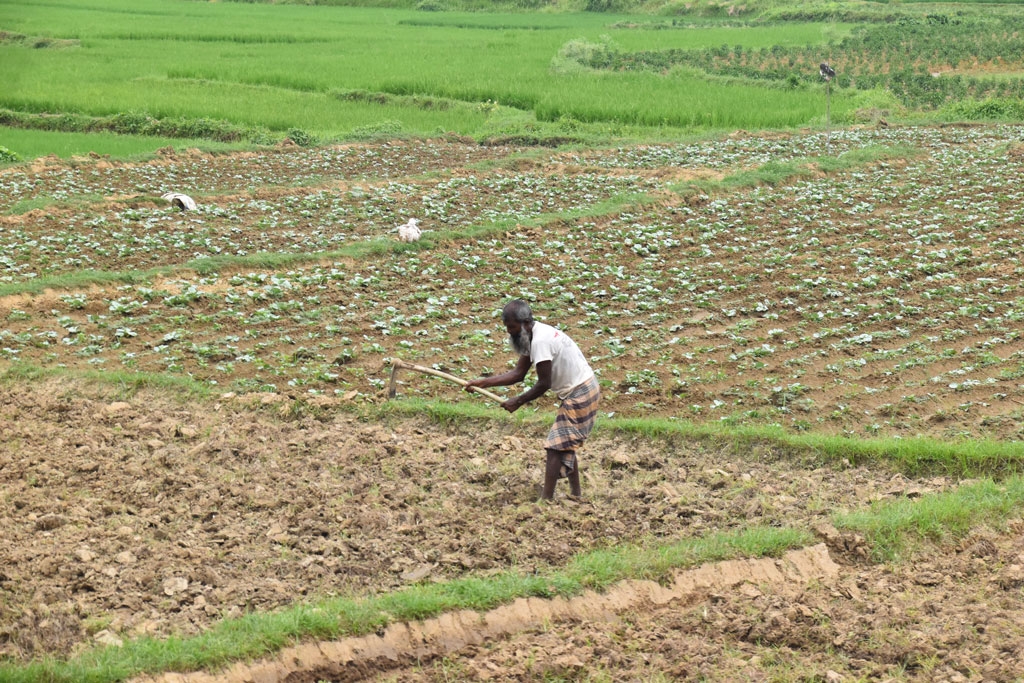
3,0,1024,160
0,0,854,156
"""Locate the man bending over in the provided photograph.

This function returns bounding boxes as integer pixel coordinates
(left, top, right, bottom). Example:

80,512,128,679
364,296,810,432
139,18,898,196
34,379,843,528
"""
465,300,600,500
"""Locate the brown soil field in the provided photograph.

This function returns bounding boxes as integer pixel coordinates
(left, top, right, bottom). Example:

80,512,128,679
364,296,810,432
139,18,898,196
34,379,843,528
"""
0,379,951,660
383,526,1024,682
130,534,1024,682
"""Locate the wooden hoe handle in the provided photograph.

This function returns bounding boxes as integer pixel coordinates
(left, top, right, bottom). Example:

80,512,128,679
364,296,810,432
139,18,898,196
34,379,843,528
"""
388,359,506,404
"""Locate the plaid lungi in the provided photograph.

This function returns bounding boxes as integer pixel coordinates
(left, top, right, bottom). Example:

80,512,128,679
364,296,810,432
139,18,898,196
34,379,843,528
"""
543,374,600,475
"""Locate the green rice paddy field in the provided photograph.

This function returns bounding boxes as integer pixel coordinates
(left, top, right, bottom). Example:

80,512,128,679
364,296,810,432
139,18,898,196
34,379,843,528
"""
0,0,897,160
4,0,1024,160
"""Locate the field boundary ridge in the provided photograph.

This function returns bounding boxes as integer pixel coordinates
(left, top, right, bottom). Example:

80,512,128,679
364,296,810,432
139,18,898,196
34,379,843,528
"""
139,543,839,683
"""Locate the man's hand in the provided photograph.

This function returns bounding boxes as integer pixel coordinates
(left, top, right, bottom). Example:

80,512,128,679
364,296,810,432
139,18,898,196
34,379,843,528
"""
463,379,486,393
501,397,522,413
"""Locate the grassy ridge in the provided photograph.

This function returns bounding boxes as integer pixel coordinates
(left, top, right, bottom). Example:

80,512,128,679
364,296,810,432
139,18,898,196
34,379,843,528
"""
0,364,215,399
0,125,248,161
671,143,921,197
384,398,1024,478
836,476,1024,560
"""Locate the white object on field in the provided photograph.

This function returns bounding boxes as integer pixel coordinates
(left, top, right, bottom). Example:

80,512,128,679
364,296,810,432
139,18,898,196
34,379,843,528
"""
161,192,197,211
398,218,422,242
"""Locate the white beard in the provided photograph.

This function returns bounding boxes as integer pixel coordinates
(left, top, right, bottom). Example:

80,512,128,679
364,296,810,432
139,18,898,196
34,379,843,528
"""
509,328,532,356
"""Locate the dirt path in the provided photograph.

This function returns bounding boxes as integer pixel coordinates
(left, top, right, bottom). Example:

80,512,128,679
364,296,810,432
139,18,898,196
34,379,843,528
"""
137,544,840,683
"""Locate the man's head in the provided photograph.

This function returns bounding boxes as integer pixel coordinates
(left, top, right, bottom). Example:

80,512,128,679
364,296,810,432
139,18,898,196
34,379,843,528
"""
502,299,534,356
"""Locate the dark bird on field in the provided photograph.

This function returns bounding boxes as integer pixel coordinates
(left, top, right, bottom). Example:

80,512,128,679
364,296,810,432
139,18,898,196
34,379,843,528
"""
820,63,836,81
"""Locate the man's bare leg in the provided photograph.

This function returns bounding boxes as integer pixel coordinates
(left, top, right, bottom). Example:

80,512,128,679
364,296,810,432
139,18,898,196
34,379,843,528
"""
567,458,581,498
542,449,563,500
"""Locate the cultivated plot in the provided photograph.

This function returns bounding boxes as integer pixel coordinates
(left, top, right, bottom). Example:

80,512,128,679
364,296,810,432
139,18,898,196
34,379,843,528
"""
0,380,952,659
2,168,662,279
385,525,1024,681
0,141,520,214
4,126,1024,441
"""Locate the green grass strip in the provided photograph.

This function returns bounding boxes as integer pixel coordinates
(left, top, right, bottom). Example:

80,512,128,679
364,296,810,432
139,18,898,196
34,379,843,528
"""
672,144,921,197
0,268,170,298
3,364,1019,479
0,108,283,146
0,364,214,399
6,193,109,216
835,475,1024,561
381,398,1024,479
0,526,809,683
606,416,1024,478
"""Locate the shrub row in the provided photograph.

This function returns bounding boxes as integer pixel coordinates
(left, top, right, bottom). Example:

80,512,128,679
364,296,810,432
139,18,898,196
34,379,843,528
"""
0,109,320,146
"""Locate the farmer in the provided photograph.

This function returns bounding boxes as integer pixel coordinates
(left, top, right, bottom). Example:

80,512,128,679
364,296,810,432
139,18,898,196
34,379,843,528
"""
465,300,600,500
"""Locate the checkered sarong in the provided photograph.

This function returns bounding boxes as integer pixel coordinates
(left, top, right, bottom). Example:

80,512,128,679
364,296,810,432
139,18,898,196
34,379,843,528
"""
543,374,600,475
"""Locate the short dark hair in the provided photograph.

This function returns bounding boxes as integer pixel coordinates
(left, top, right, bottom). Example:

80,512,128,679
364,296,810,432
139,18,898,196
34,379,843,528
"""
502,299,533,324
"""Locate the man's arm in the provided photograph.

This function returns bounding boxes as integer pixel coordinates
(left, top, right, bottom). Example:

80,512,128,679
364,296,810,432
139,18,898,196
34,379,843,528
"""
465,355,531,390
502,359,552,413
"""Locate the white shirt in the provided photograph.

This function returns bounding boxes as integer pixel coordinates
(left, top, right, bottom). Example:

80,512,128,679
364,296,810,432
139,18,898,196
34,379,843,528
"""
524,322,594,399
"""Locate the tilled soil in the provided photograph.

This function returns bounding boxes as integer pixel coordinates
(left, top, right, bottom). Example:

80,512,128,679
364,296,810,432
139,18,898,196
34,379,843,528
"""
385,526,1024,682
0,380,946,659
139,544,842,683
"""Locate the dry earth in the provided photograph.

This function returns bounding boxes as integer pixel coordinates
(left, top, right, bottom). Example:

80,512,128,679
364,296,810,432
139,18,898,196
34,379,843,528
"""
127,532,1024,682
0,379,951,660
139,544,843,683
385,524,1024,682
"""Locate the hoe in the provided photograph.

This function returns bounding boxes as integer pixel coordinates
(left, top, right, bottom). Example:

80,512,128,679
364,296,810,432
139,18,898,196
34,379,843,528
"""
387,358,504,404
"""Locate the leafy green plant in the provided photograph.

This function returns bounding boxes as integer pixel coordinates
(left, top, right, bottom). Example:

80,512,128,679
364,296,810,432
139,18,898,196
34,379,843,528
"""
0,145,21,162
